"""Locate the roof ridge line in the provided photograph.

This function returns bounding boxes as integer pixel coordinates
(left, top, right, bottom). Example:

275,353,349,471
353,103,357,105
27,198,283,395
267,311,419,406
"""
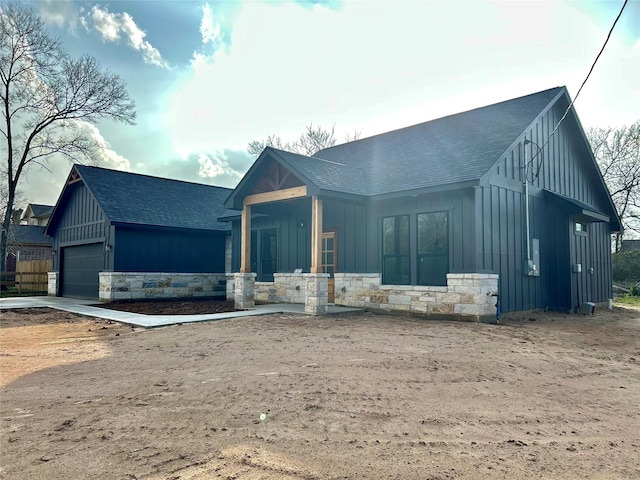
74,164,234,191
317,86,565,153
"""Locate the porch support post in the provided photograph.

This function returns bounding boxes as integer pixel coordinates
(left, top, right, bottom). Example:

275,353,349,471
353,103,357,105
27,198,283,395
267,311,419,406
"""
306,196,328,314
240,203,251,273
310,196,323,273
235,202,256,309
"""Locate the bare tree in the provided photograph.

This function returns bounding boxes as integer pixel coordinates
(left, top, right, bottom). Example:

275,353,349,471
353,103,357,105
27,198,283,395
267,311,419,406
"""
0,4,136,273
248,123,361,158
588,121,640,251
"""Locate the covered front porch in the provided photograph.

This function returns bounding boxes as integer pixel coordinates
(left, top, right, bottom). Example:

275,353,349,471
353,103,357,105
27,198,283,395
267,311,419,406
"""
223,147,499,321
224,148,339,314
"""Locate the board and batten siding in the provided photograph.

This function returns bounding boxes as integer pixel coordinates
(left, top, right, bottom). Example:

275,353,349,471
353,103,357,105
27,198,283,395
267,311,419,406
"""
483,98,614,312
231,191,474,284
51,182,107,271
368,189,476,282
114,226,227,273
474,184,544,312
231,197,369,276
231,199,311,275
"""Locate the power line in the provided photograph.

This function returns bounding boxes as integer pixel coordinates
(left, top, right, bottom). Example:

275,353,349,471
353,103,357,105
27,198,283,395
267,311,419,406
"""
531,0,629,161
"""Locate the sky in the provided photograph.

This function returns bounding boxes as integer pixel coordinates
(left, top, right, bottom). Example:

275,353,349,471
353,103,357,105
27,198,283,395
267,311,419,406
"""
7,0,640,208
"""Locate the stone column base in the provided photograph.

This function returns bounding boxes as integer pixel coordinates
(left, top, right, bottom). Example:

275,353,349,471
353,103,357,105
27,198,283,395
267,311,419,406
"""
305,273,330,315
234,272,257,309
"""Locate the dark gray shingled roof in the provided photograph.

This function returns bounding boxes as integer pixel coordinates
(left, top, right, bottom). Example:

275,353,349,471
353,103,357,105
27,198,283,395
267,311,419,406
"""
28,204,54,218
267,148,368,195
8,225,53,246
69,165,234,231
307,86,564,196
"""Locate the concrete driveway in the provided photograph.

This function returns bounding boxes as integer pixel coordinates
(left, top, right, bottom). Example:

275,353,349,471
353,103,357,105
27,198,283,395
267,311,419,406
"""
0,296,361,328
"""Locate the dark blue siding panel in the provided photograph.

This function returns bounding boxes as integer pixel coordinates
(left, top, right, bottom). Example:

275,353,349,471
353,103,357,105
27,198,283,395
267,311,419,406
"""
52,183,107,271
114,227,226,273
55,183,107,245
324,200,368,273
485,99,615,312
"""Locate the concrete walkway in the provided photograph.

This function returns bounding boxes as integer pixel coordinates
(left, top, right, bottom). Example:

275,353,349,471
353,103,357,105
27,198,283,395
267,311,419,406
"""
0,296,362,328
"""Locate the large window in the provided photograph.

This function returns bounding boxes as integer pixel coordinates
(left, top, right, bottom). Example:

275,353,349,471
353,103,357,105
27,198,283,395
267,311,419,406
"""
417,211,449,286
382,215,410,284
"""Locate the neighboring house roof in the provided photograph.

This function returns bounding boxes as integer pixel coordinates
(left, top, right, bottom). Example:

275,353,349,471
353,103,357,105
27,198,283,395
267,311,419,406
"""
20,203,54,224
621,240,640,252
7,225,54,246
29,204,54,218
48,165,235,233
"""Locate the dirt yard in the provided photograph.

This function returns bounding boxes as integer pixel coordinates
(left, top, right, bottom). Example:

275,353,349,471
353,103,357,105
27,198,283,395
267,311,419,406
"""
1,305,639,480
96,299,238,315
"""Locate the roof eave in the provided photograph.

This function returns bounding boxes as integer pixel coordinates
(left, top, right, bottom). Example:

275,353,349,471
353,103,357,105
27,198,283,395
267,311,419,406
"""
369,180,480,201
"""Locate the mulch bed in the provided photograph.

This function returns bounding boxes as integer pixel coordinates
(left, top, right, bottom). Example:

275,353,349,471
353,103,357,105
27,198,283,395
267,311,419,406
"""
96,299,238,315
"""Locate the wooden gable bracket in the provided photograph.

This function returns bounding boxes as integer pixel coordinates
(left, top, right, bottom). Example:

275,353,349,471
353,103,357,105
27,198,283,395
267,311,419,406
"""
67,169,81,185
267,163,292,191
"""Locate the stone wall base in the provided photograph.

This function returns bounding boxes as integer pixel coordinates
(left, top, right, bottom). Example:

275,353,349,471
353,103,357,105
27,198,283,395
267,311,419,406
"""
304,273,329,315
99,272,227,302
227,273,307,304
233,272,257,309
226,272,328,315
335,273,499,322
226,271,498,321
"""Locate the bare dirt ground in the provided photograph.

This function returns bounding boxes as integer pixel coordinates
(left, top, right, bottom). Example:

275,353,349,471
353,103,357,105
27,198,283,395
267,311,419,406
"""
96,299,238,315
1,304,639,480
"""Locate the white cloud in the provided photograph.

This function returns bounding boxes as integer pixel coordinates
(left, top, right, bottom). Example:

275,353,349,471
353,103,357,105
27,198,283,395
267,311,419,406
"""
74,121,131,172
191,2,234,65
87,6,169,68
19,122,130,205
37,0,79,30
200,3,222,46
134,149,250,189
198,153,224,178
165,0,638,162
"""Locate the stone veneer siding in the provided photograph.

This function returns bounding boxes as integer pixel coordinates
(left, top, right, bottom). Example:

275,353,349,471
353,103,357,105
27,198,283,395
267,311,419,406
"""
99,272,227,302
334,273,499,321
226,271,498,321
227,273,307,304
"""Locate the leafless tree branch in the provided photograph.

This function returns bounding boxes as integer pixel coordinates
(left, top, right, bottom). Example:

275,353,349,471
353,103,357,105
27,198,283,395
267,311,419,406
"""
0,4,136,273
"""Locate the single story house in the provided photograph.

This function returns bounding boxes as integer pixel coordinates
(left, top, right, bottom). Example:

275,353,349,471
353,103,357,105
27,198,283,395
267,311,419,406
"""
224,86,620,319
46,165,234,300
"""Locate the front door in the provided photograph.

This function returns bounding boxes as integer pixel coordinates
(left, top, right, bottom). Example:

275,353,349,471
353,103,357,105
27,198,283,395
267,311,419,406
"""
321,231,337,302
250,229,278,282
570,219,592,311
261,229,278,282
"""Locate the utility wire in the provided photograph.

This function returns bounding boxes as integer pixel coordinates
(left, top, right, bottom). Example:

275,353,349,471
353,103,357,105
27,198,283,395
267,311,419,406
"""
530,0,628,164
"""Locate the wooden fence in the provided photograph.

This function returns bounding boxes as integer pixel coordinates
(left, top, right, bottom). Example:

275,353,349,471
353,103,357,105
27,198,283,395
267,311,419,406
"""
1,259,52,293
